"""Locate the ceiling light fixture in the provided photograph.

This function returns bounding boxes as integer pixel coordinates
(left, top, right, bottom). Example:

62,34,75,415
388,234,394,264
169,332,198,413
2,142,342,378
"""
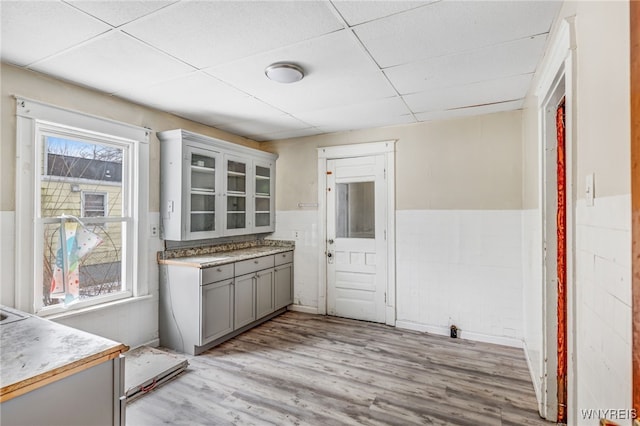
265,62,304,84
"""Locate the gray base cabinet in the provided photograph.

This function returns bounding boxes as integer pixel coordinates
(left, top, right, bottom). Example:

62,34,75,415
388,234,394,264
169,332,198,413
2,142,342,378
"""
2,356,125,426
160,250,293,355
233,273,256,330
275,263,293,309
201,279,234,343
274,251,294,309
256,269,275,319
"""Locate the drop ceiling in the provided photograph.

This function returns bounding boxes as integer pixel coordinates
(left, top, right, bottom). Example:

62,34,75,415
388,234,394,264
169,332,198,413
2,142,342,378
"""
0,0,562,141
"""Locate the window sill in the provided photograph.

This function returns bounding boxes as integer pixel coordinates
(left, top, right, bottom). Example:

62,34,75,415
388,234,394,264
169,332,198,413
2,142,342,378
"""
41,294,153,321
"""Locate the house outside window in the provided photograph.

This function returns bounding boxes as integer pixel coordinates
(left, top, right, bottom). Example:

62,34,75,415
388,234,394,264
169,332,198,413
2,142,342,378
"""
15,98,149,315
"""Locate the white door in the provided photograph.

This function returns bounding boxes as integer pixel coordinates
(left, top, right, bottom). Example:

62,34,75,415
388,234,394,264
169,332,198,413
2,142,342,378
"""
326,155,387,323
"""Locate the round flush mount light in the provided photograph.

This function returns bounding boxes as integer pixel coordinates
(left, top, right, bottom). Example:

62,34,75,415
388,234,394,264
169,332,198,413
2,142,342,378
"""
265,62,304,84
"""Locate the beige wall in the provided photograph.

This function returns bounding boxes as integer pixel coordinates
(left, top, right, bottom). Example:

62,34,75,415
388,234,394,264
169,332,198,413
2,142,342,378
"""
521,0,631,209
572,0,630,198
0,63,261,212
263,110,524,211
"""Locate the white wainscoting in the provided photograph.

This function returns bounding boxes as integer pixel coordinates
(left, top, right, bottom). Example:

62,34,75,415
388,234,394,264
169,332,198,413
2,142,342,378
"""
394,209,524,347
521,208,544,409
574,194,632,424
270,210,320,314
1,211,16,306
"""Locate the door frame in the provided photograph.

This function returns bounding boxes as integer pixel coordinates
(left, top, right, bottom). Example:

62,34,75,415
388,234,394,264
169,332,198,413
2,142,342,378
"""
535,17,576,423
317,141,396,326
630,0,639,423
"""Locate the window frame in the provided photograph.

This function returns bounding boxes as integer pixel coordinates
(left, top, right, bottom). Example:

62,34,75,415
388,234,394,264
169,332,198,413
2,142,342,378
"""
15,97,150,315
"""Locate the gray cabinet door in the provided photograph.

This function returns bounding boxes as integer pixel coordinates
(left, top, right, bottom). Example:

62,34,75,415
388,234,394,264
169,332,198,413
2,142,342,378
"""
234,273,255,329
274,263,293,309
201,279,234,344
256,268,274,319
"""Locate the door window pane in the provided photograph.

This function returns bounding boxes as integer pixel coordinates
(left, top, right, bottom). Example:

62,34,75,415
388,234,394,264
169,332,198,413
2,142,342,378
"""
336,182,375,239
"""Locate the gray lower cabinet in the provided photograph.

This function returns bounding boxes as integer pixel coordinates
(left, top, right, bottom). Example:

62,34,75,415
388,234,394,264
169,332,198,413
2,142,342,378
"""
201,279,234,343
160,250,294,355
274,251,294,309
2,356,125,426
274,263,293,309
234,273,256,330
256,268,275,318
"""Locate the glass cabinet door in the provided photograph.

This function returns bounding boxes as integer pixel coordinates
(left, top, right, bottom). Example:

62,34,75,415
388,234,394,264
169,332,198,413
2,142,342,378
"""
225,157,247,232
254,162,273,230
187,146,219,237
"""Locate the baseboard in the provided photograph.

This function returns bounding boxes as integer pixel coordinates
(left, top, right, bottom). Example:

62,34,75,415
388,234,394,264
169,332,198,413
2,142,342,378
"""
288,304,319,315
395,320,523,348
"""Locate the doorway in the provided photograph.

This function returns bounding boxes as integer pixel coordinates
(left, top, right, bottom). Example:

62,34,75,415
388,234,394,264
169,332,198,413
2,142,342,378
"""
541,74,566,423
317,142,396,326
536,18,575,424
326,155,386,322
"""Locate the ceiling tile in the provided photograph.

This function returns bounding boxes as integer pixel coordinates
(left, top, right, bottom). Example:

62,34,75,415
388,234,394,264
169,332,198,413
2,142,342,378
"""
205,30,395,113
295,97,415,133
331,1,434,26
385,34,548,95
355,0,562,68
67,1,175,27
415,99,524,122
122,1,343,69
117,72,286,127
403,73,533,114
215,114,313,139
250,127,322,142
31,31,194,94
0,1,110,66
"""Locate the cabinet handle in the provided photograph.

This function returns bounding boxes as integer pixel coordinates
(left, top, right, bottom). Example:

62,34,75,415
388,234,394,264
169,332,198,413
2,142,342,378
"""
254,260,259,264
217,268,222,272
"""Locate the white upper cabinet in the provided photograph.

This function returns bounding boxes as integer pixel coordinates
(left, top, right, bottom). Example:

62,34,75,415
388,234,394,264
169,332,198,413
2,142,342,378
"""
253,159,275,234
159,129,277,241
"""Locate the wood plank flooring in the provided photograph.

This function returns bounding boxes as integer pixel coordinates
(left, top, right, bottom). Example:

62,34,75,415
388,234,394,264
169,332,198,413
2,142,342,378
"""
127,312,550,425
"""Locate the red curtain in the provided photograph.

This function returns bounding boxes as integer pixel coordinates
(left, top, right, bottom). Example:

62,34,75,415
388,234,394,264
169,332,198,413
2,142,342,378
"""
556,99,567,424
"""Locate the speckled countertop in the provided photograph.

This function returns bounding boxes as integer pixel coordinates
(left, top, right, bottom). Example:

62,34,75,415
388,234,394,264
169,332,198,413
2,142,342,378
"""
0,306,127,401
157,239,294,268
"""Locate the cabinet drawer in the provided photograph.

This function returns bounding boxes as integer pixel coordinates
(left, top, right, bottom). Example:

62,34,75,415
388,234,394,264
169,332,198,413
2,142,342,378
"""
235,255,274,276
274,250,293,266
201,263,234,284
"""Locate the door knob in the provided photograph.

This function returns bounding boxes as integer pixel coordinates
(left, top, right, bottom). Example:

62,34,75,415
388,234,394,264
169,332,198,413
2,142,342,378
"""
327,251,334,264
328,239,334,245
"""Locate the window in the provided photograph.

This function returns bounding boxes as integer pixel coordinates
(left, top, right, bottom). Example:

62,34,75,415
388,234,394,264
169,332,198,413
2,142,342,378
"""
15,98,149,315
336,181,375,239
82,192,108,217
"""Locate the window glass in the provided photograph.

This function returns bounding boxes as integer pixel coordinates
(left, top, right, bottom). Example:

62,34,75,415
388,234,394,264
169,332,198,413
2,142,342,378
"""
336,181,375,239
40,135,128,308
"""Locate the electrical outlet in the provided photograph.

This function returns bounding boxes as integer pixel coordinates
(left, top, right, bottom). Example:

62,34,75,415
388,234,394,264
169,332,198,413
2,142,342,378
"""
150,224,159,237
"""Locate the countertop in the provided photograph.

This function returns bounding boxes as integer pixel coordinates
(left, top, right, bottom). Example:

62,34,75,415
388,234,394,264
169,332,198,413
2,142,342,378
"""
157,239,294,268
158,245,294,268
0,306,128,402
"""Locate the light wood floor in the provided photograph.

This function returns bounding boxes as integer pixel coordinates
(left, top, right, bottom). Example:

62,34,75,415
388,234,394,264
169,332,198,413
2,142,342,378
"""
127,312,549,425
